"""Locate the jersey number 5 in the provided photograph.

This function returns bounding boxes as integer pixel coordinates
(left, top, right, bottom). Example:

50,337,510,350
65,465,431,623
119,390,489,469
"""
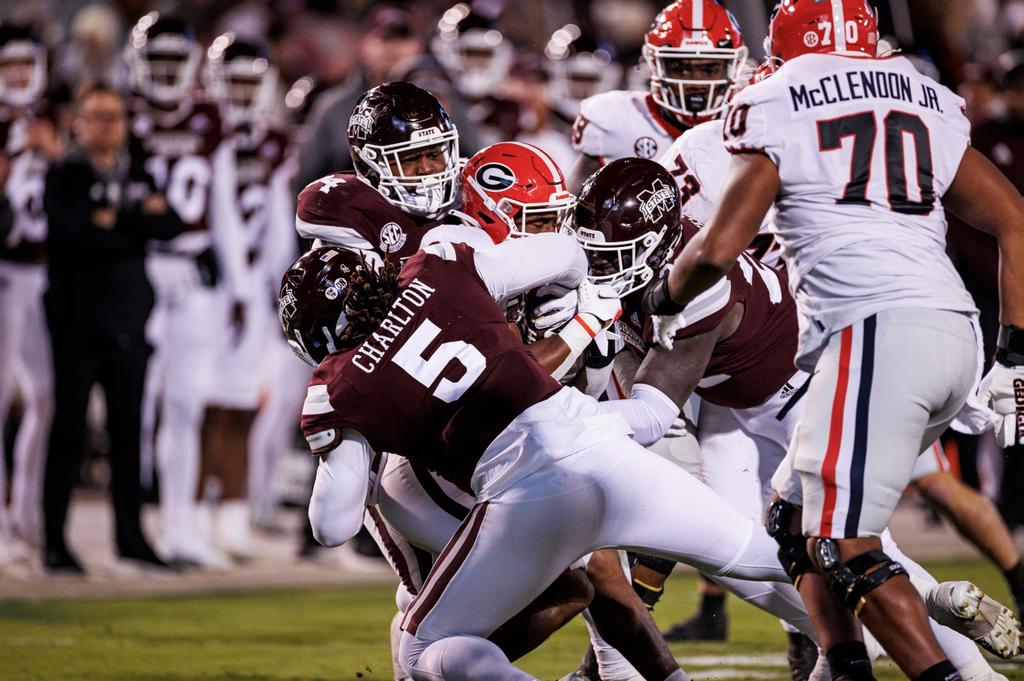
817,111,935,215
392,319,487,403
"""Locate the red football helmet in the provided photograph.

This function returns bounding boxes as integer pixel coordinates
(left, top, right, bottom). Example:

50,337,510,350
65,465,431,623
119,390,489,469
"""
642,0,748,125
766,0,878,64
460,141,576,244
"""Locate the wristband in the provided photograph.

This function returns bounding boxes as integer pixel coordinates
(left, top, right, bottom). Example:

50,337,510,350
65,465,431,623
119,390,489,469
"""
996,325,1024,367
642,277,686,316
557,313,601,357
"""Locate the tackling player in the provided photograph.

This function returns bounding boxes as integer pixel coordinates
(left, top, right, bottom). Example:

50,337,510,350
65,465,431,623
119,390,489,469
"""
569,157,1019,681
125,13,251,567
653,1,1024,679
567,0,748,189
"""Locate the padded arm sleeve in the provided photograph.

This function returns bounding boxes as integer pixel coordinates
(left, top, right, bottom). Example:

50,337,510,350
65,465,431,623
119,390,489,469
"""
308,429,372,547
472,232,588,302
597,383,681,447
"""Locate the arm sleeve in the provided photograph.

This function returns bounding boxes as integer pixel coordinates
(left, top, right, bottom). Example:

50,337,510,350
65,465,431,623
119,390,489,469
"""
470,232,588,302
307,429,372,547
722,87,785,166
596,383,681,447
208,140,251,300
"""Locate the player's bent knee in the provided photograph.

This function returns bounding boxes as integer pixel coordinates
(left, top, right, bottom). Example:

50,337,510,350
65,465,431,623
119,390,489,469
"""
765,499,813,586
812,539,908,615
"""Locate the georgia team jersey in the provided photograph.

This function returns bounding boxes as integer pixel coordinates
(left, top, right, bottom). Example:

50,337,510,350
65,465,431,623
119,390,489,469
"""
0,108,49,264
572,90,687,163
295,172,442,263
618,220,798,410
659,119,780,265
300,243,561,491
722,53,978,366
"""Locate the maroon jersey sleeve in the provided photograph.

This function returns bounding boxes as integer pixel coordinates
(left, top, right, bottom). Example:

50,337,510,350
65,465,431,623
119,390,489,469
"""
295,173,437,261
301,243,560,490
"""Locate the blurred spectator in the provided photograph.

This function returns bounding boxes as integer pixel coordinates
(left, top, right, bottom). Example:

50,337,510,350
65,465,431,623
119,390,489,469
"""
54,4,125,90
42,81,183,573
292,4,485,191
500,51,576,174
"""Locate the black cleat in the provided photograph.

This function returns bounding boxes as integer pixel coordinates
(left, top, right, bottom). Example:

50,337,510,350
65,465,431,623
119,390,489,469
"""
43,545,85,575
786,632,819,681
662,609,728,642
118,539,178,571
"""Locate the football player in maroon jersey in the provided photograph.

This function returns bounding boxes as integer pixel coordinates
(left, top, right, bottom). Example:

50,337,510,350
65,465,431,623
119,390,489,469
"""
295,82,460,261
279,227,808,680
125,12,252,567
199,32,302,557
567,159,1020,678
0,22,61,558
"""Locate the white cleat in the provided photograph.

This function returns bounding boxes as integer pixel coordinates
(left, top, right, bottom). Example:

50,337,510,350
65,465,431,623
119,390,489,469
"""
926,581,1023,659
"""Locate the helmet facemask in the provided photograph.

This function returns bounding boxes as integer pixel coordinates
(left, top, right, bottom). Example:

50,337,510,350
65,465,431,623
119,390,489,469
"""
207,55,277,126
568,223,668,296
0,41,46,108
129,33,200,107
354,130,460,219
643,43,748,121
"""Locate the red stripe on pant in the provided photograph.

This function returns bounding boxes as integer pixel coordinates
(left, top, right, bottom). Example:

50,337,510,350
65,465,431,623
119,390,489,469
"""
820,327,854,536
403,502,489,636
367,506,419,596
932,441,946,472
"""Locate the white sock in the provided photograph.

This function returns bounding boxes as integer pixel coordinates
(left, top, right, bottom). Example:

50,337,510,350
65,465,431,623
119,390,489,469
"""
406,634,536,681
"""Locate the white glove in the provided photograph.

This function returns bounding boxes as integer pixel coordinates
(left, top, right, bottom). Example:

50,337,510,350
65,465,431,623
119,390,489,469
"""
978,362,1024,448
651,313,688,351
551,281,621,380
575,280,622,330
530,284,578,337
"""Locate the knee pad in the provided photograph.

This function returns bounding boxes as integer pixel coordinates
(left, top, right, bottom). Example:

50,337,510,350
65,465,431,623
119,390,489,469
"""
813,540,908,615
765,499,813,586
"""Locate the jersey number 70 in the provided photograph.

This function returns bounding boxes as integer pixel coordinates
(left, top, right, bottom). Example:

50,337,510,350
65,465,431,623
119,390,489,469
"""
816,111,935,216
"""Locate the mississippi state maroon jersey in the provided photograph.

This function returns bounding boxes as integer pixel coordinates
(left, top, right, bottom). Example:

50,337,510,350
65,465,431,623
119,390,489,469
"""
234,124,290,266
127,99,224,237
619,221,797,409
658,119,780,265
572,90,687,164
301,243,561,490
723,53,977,366
1,108,50,264
295,172,441,262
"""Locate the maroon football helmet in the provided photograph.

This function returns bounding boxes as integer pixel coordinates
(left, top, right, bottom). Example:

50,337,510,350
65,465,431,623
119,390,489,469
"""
347,81,460,219
566,158,682,296
279,247,368,366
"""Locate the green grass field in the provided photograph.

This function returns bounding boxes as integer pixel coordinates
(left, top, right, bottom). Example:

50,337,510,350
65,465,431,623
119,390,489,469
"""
2,559,1022,680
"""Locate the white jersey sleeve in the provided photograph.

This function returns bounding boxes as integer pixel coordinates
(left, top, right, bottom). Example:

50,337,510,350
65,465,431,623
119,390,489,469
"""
723,53,976,366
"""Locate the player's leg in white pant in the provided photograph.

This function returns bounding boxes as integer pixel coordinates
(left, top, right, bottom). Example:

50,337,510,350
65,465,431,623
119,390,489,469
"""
247,331,310,526
139,296,168,493
0,262,18,542
9,269,53,546
400,390,786,680
789,309,981,678
156,286,225,565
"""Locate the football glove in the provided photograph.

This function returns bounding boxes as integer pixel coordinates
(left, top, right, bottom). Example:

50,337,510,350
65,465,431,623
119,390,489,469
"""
651,313,689,351
978,362,1024,448
556,281,622,358
530,284,578,337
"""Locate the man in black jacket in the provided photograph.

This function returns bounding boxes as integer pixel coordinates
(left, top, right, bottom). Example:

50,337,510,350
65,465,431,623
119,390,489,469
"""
42,82,183,572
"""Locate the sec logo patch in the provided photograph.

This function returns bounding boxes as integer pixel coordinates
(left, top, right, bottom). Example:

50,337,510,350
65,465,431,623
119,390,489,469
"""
803,31,819,47
634,136,658,159
379,222,407,253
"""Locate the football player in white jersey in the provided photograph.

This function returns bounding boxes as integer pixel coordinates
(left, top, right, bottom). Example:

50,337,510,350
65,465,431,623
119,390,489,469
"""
654,1,1024,679
567,0,749,190
660,64,1024,626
